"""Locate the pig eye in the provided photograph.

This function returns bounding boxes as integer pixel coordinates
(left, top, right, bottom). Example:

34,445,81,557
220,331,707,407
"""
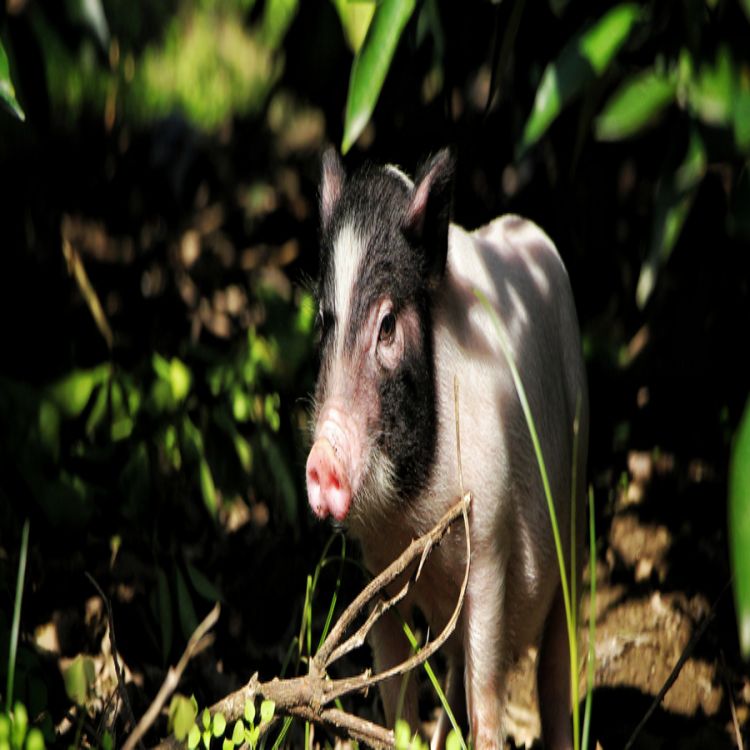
378,311,396,344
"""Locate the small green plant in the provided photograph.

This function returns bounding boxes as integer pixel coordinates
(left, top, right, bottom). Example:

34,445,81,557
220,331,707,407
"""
170,696,275,750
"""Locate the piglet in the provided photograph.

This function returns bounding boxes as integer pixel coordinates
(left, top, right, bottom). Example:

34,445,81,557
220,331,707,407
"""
306,148,588,750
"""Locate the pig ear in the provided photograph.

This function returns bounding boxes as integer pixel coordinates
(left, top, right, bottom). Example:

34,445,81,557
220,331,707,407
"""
402,148,455,283
320,147,346,232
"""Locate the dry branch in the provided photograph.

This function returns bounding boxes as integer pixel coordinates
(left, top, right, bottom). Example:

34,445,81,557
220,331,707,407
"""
149,493,472,750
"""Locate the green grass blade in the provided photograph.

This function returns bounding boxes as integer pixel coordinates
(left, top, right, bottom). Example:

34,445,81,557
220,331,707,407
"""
581,487,597,749
401,622,467,750
6,520,30,710
0,41,26,122
341,0,416,154
729,396,750,658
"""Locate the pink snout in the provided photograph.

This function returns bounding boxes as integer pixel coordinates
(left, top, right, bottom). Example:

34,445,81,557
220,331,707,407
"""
306,438,352,521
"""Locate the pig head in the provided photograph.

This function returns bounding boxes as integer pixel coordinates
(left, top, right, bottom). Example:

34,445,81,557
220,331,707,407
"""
306,148,589,750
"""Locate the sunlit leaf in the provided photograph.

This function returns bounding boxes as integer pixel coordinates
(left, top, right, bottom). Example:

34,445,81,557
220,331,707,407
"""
259,700,275,725
730,396,750,659
636,128,706,308
394,720,411,750
445,730,463,750
261,0,299,49
46,365,110,419
188,723,201,750
169,694,199,741
232,720,245,745
63,656,96,705
244,699,256,724
25,727,45,750
0,41,26,121
331,0,376,52
595,68,676,141
199,458,218,516
687,45,735,127
520,4,640,151
734,88,750,154
342,0,417,154
212,713,227,738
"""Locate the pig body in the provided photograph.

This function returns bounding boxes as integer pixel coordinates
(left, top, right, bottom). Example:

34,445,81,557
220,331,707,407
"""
306,150,588,750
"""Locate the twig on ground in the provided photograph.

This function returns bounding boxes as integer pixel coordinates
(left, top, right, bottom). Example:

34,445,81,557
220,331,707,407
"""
124,603,220,750
150,493,472,750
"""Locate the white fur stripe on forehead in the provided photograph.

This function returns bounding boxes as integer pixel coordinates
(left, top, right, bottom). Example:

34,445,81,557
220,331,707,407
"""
333,222,367,354
384,164,414,189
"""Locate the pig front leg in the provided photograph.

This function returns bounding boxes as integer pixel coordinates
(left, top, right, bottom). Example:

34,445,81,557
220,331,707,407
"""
370,608,420,732
463,554,510,749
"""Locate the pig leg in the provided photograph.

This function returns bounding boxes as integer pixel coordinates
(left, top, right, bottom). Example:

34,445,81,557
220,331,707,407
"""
430,658,465,750
370,610,420,732
536,585,573,750
463,558,509,749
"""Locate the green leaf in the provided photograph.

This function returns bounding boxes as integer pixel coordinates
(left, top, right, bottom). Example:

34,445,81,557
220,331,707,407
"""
101,731,113,750
169,695,198,741
394,720,411,750
202,728,211,750
199,458,218,516
259,700,275,725
595,67,676,141
445,730,462,750
341,0,417,154
244,700,256,724
331,0,376,52
202,709,211,731
212,713,226,738
733,87,750,154
636,128,706,308
185,561,222,603
261,0,299,49
730,396,750,659
25,727,45,750
63,657,96,706
0,41,26,121
247,725,260,750
231,720,245,745
188,724,201,750
742,0,750,23
0,715,9,742
222,740,234,750
46,365,110,419
520,3,640,151
686,45,735,127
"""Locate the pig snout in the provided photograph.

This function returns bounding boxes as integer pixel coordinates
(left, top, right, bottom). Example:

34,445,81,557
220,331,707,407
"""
306,438,351,521
306,403,368,521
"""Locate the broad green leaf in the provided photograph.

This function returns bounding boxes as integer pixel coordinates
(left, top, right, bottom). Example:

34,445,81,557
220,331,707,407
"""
212,713,227,738
244,699,256,724
342,0,416,154
222,739,234,750
188,723,201,750
202,709,211,731
12,703,28,748
261,0,299,49
445,730,462,750
199,458,218,516
687,46,735,127
169,694,199,741
232,720,245,745
25,727,45,750
520,4,640,151
0,41,25,121
331,0,376,52
63,656,96,705
0,715,9,742
46,365,110,419
595,68,676,141
730,396,750,659
636,128,706,308
394,720,411,750
259,700,275,725
175,566,199,642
